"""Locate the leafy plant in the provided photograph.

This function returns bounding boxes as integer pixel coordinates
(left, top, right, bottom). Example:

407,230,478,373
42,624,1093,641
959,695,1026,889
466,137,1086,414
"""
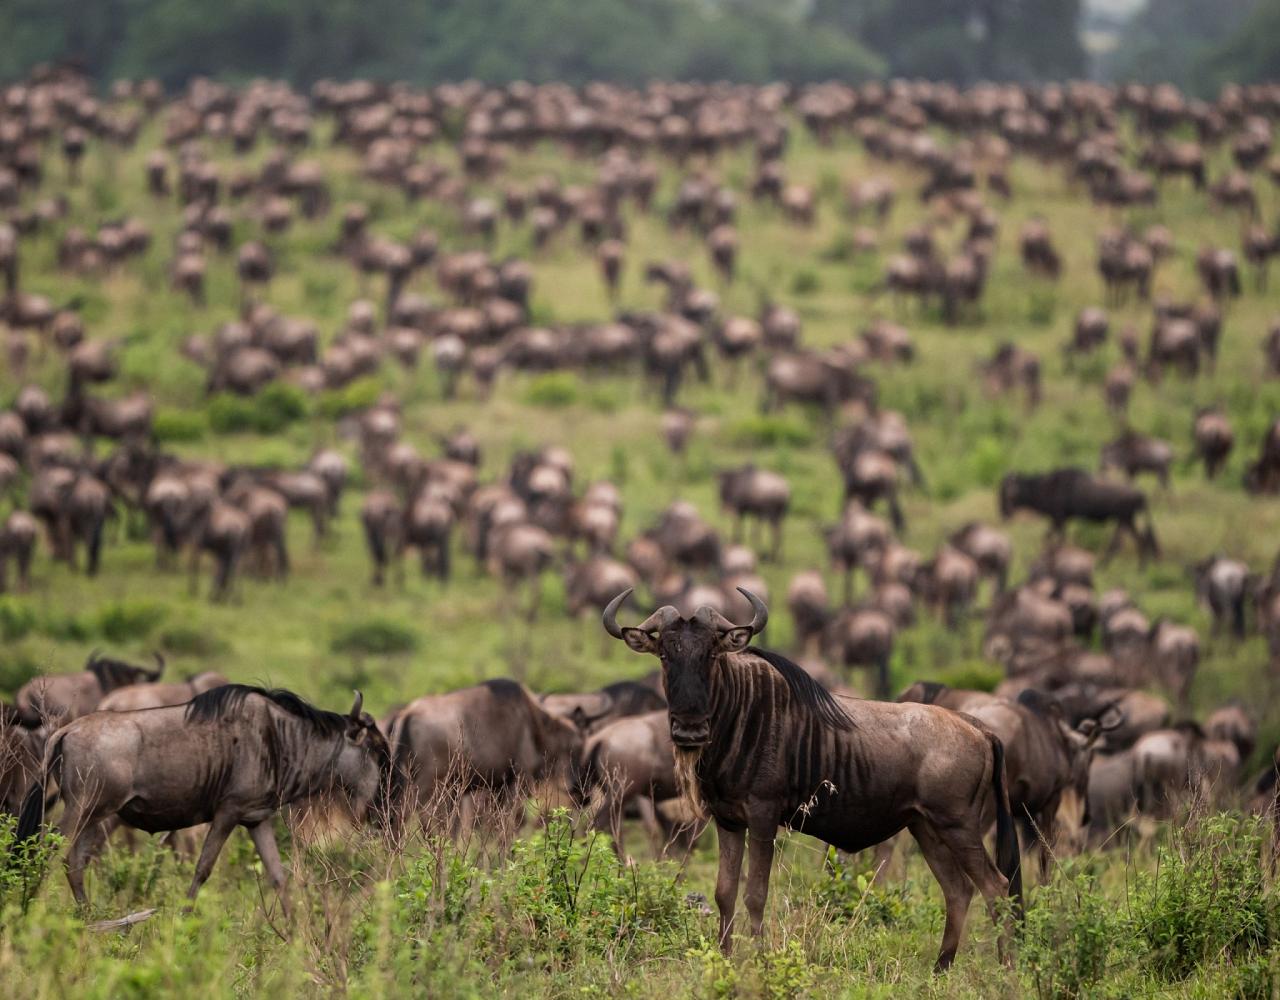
331,619,420,656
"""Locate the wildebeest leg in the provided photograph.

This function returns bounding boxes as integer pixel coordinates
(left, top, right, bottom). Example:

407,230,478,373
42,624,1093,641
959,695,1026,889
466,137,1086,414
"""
744,826,775,939
909,821,973,972
869,835,897,883
887,493,904,533
63,816,115,906
1101,522,1126,564
634,795,664,857
931,818,1012,965
714,823,745,953
248,820,291,918
875,655,891,701
187,813,239,903
770,518,783,562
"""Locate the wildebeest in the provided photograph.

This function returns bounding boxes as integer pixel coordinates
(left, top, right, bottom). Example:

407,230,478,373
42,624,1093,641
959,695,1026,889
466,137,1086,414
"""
1,707,45,814
717,465,789,561
571,710,699,858
15,687,395,910
1194,556,1251,637
1099,431,1173,488
388,679,583,833
96,671,229,711
602,588,1020,970
999,469,1159,563
1192,408,1234,479
15,651,165,726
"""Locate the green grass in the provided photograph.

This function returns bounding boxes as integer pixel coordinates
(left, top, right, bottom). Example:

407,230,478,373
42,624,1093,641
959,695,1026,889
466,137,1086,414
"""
2,99,1280,998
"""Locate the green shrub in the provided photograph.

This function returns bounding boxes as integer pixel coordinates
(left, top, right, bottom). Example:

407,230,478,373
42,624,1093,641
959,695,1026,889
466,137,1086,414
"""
0,649,39,696
1129,813,1275,981
727,415,815,448
1019,861,1123,999
495,810,689,958
158,625,231,658
0,814,65,913
1028,289,1058,326
40,612,94,642
208,384,309,435
0,598,36,642
790,269,821,295
317,377,381,420
936,661,1004,692
523,373,581,409
97,601,167,643
817,852,913,927
331,619,419,657
152,409,207,443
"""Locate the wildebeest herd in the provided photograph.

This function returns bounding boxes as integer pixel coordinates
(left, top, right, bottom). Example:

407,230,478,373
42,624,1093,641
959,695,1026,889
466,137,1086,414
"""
4,63,1280,973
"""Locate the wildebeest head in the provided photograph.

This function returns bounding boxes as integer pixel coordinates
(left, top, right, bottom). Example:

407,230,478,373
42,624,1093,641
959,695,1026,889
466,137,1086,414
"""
603,587,767,750
86,650,165,690
997,473,1024,519
334,690,399,828
1019,689,1123,826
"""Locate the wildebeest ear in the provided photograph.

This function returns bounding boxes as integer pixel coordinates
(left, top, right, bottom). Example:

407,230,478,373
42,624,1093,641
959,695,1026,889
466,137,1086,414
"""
718,627,752,654
622,628,657,655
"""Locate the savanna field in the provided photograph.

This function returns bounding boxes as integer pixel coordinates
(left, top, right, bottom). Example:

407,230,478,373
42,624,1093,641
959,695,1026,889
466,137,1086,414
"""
5,73,1280,998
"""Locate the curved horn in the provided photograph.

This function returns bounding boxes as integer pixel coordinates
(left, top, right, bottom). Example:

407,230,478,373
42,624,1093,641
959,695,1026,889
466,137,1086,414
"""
737,587,769,635
150,652,165,680
692,605,737,633
636,605,680,633
350,690,364,720
1099,703,1125,732
602,588,633,639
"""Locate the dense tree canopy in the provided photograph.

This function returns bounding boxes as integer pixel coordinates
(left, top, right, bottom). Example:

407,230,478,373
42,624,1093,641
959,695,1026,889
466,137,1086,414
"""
0,0,1274,91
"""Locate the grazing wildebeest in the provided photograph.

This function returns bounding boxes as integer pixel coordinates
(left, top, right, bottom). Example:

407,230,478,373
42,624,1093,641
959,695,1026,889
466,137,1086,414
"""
948,522,1012,594
822,605,896,699
15,652,165,726
97,672,229,711
1,707,45,814
1192,408,1234,479
1194,556,1251,637
717,465,789,561
602,589,1020,970
389,679,583,832
571,710,699,858
1099,431,1173,488
15,687,395,910
999,469,1159,563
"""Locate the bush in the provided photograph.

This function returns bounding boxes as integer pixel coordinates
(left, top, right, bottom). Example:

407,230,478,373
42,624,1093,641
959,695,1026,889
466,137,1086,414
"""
0,814,65,913
331,619,419,657
158,625,231,658
817,852,913,927
727,415,815,448
1019,861,1122,999
790,269,821,295
317,377,381,420
0,598,36,642
40,612,94,642
96,601,167,643
152,409,207,443
522,373,581,409
936,660,1004,692
1129,813,1276,981
0,649,39,696
208,383,309,434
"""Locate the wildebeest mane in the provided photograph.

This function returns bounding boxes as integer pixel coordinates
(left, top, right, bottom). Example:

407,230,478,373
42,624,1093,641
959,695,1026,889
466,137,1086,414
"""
483,678,528,704
185,684,347,735
747,646,853,730
915,681,949,705
86,652,155,690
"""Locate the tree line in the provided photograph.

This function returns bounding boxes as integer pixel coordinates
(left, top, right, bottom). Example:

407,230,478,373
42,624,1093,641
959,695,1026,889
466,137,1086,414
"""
0,0,1274,92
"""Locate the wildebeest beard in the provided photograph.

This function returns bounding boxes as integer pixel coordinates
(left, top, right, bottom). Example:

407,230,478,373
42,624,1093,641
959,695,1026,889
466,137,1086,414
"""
672,745,707,820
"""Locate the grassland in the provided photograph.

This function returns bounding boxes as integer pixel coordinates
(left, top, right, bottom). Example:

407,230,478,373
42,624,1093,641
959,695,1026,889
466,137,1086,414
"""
2,104,1280,997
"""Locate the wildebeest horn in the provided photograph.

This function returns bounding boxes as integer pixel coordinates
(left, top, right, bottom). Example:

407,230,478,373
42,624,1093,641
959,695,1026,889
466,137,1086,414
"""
636,606,680,633
149,652,165,680
737,587,769,635
1098,703,1125,731
692,606,737,632
350,690,364,720
602,588,633,638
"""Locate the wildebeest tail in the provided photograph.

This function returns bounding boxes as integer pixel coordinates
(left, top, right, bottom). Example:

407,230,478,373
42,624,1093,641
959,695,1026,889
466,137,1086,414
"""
987,731,1023,917
14,732,63,845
